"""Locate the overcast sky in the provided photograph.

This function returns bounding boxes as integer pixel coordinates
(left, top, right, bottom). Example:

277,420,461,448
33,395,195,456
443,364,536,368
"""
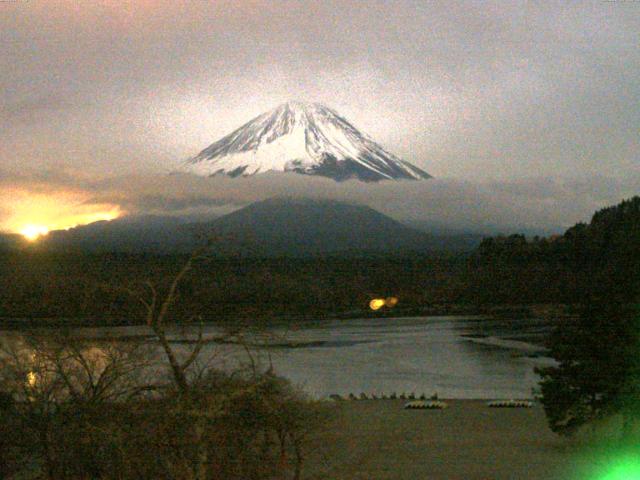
1,0,639,233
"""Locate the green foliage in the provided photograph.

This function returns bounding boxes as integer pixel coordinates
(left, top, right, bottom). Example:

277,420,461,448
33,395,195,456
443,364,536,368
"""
469,196,640,304
510,197,640,437
536,299,640,436
0,252,468,324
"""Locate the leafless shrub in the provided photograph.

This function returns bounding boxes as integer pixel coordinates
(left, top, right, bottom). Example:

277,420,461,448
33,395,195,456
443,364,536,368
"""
0,248,328,480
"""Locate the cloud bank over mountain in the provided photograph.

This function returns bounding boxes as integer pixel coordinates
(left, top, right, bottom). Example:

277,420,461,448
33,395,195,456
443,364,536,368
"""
2,169,639,235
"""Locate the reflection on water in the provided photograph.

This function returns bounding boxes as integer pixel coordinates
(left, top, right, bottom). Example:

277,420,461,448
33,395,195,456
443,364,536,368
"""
2,316,554,399
26,371,37,387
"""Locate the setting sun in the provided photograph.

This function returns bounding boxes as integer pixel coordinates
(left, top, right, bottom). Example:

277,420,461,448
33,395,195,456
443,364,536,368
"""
20,225,50,241
0,188,123,239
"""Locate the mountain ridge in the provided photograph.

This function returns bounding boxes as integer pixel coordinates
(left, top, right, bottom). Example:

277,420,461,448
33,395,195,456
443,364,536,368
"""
23,199,480,255
198,197,433,255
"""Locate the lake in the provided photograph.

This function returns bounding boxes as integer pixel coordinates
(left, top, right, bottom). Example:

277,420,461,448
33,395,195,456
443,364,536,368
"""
251,316,553,399
59,315,554,400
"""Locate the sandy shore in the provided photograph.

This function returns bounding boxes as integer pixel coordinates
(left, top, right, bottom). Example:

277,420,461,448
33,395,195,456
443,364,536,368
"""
305,400,592,480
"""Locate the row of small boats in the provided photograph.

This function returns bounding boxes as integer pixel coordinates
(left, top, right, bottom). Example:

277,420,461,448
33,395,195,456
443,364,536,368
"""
405,400,534,410
329,392,439,401
329,394,534,410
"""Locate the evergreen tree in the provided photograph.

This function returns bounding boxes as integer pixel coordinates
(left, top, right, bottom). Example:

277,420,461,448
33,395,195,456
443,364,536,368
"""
536,296,640,437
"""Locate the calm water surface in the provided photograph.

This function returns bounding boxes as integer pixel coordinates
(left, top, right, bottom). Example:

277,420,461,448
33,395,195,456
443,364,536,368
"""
250,316,553,399
4,316,554,399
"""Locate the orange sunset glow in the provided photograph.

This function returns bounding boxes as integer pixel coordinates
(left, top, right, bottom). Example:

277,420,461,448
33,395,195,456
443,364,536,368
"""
20,225,50,242
0,189,123,240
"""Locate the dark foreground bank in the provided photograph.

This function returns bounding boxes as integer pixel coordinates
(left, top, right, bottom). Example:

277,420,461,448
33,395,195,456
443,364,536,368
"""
306,399,622,480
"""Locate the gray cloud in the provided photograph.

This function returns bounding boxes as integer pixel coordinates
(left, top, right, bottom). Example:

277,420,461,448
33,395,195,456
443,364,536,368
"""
83,193,231,214
1,96,71,124
6,169,635,234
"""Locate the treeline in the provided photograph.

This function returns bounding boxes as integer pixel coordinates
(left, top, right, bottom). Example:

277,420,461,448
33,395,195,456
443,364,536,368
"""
532,198,640,439
2,196,639,325
468,196,640,304
0,253,469,325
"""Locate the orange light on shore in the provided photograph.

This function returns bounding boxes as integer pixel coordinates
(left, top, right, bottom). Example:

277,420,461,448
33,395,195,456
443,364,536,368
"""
385,297,399,308
369,298,385,311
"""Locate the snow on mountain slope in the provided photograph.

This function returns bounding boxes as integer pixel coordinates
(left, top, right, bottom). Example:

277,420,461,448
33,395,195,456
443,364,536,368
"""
183,101,431,182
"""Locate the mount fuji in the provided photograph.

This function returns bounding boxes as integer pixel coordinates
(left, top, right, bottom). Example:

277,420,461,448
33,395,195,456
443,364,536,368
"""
182,101,431,182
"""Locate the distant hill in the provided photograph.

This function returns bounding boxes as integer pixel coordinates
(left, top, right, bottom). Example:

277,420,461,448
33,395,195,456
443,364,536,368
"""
0,233,23,251
40,215,202,254
195,198,479,256
34,199,481,256
200,198,420,255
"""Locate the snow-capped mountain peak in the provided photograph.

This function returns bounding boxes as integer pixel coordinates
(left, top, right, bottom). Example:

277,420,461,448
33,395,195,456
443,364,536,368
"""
183,101,431,182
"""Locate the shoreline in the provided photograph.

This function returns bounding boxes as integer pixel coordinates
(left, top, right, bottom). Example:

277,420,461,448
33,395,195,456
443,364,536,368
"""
0,302,570,331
